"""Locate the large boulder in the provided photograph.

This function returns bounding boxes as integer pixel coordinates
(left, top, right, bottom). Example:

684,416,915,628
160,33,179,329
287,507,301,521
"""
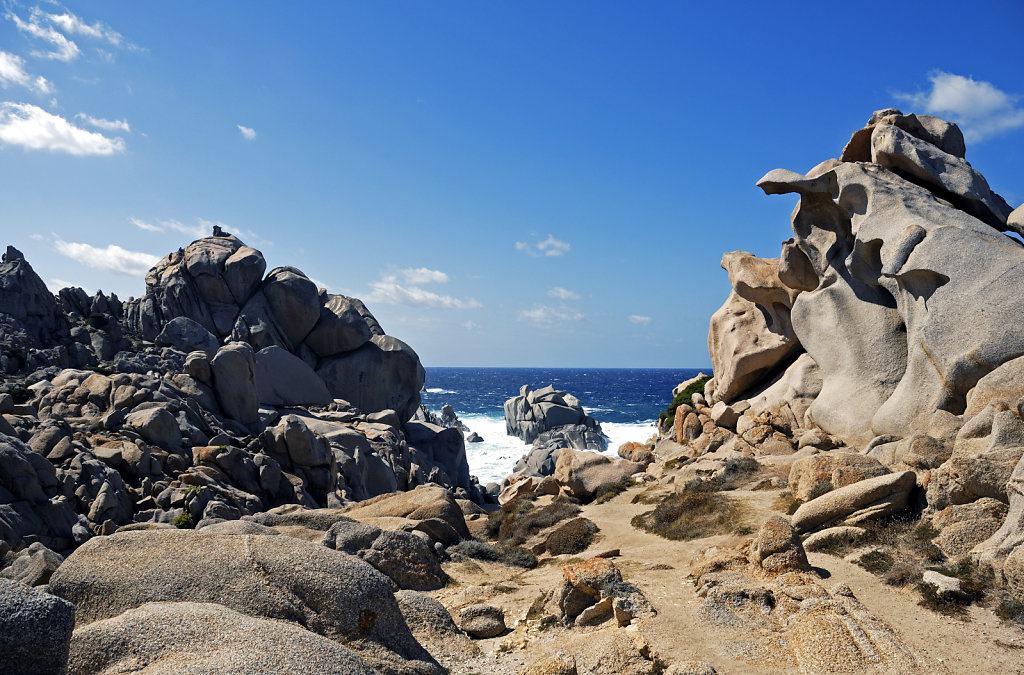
788,453,890,501
48,530,441,674
254,345,331,407
553,449,643,501
791,471,916,534
504,385,603,446
0,578,75,675
305,295,374,358
67,602,375,675
154,316,220,356
210,341,261,427
323,519,448,591
317,336,425,422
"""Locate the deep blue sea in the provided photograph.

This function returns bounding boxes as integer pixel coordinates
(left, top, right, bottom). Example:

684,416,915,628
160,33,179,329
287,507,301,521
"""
419,367,706,484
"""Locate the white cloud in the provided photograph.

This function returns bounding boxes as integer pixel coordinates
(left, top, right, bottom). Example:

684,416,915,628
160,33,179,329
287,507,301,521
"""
0,102,125,155
896,71,1024,142
368,274,481,310
518,304,584,325
44,11,124,47
9,10,81,62
548,286,580,301
461,320,479,331
629,314,652,325
401,267,449,285
0,51,51,94
75,113,130,133
237,124,256,140
47,277,89,294
54,238,158,276
515,234,570,257
130,217,214,239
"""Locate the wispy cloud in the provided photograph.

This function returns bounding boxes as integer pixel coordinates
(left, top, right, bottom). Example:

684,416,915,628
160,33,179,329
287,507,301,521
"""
518,304,583,325
548,286,580,301
515,234,570,257
54,237,158,276
0,103,125,155
130,217,210,239
368,273,481,310
629,314,652,325
401,267,449,285
237,124,256,140
76,113,130,133
44,11,124,47
0,50,51,94
895,71,1024,142
9,9,81,62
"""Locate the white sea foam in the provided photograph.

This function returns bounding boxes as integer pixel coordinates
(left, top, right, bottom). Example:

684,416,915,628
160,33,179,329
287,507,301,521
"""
461,413,658,485
425,388,457,394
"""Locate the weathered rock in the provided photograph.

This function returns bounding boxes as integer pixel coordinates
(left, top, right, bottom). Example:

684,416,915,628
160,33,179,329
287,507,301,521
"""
788,453,890,501
748,516,809,576
458,603,506,638
0,245,69,347
802,526,866,552
305,295,374,358
395,590,478,665
791,471,916,534
929,498,1007,558
340,485,471,540
67,602,375,675
254,345,331,406
49,530,441,673
0,542,63,586
0,577,75,675
504,384,603,446
553,449,643,501
618,441,654,465
921,570,963,599
126,406,182,450
323,519,448,591
708,253,801,403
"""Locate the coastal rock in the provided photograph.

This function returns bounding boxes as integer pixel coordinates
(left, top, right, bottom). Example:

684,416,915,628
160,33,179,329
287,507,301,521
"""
395,590,478,664
154,316,220,356
930,498,1007,558
788,453,890,501
67,602,375,675
317,335,425,422
323,518,448,591
210,341,261,427
458,603,506,639
0,245,69,347
305,295,374,358
748,516,809,576
0,542,64,586
0,577,75,675
505,384,604,446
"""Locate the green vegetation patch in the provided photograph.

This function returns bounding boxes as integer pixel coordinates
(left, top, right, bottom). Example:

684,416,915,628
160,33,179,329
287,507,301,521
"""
658,374,712,426
546,517,598,555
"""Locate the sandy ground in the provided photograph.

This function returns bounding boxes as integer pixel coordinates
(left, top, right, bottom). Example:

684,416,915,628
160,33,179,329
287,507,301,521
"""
432,482,1024,674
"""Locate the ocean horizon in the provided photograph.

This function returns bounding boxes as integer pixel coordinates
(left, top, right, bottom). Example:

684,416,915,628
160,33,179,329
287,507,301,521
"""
420,366,707,484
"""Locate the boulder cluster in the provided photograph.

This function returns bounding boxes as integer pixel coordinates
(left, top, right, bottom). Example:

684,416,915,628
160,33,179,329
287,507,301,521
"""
691,108,1024,599
505,384,608,477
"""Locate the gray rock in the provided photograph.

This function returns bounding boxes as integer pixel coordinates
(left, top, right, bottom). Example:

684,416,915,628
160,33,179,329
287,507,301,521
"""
0,577,75,675
317,335,425,423
922,570,962,599
0,542,64,586
155,316,220,356
395,590,477,664
254,345,331,407
323,519,448,591
0,245,69,347
504,384,603,445
458,603,505,638
68,601,374,675
210,341,261,426
49,530,441,674
305,295,374,358
126,406,183,450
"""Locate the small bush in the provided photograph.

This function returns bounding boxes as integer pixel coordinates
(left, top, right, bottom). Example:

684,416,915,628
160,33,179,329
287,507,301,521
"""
500,546,538,569
546,517,598,555
995,598,1024,624
807,480,834,501
854,549,894,574
86,312,109,329
631,484,744,541
593,477,631,504
658,375,712,426
6,386,33,404
450,540,501,561
173,512,194,529
486,496,581,547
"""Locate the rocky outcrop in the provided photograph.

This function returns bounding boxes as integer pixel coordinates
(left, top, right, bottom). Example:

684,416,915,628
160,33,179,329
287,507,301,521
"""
124,233,424,421
553,449,644,501
505,385,604,446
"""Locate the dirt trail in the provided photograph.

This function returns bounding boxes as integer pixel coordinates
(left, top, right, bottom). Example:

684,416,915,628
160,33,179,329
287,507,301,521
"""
437,482,1024,674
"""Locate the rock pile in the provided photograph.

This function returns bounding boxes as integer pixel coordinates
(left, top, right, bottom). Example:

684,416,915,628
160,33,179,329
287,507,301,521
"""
506,384,608,478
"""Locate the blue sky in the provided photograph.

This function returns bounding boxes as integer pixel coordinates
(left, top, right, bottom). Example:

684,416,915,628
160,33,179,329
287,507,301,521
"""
1,1,1022,368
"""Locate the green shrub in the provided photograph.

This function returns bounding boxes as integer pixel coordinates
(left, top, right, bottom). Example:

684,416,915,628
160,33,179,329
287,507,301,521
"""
500,546,538,569
807,480,834,501
6,386,33,404
631,484,743,541
593,476,631,504
173,512,194,529
658,375,712,426
854,549,894,574
546,517,598,555
86,312,109,329
449,540,501,561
